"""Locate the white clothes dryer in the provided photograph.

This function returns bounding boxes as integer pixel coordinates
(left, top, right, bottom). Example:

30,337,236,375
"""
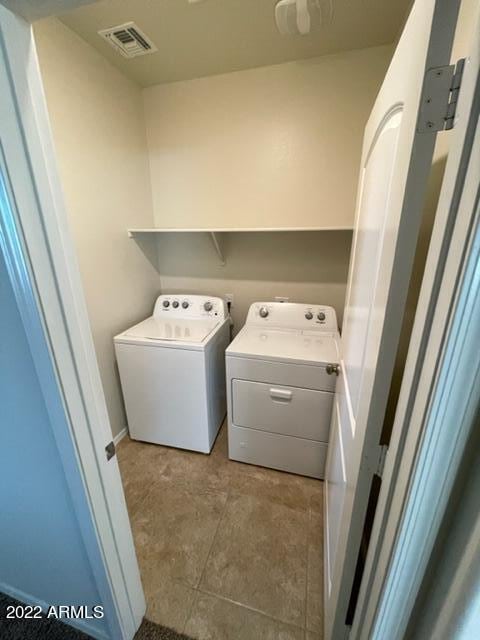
115,295,229,453
226,302,340,478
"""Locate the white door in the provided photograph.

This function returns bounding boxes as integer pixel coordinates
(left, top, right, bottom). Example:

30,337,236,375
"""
324,1,463,638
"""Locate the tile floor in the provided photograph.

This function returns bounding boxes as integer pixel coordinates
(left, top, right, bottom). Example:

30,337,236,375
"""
117,422,324,639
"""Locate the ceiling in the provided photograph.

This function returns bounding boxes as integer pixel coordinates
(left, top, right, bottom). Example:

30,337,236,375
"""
0,0,96,21
59,0,411,87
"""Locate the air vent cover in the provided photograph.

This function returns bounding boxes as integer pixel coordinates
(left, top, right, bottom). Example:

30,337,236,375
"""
98,22,157,58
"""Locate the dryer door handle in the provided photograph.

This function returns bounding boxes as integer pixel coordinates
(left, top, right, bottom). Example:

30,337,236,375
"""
269,388,293,402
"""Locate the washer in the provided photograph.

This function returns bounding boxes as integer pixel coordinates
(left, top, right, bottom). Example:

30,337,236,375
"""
226,301,340,478
114,295,229,453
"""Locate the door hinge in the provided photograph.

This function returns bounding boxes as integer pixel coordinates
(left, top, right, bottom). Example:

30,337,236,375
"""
375,445,388,478
105,441,116,461
418,58,465,133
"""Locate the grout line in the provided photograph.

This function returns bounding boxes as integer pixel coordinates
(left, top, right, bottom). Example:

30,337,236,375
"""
195,482,231,591
118,448,165,521
182,588,199,635
195,586,306,632
194,424,233,591
118,481,147,522
127,432,321,636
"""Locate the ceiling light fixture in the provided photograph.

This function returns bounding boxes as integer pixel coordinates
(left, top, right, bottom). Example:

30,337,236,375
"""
275,0,330,36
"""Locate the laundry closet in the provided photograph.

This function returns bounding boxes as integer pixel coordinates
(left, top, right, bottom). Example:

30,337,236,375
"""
26,1,476,638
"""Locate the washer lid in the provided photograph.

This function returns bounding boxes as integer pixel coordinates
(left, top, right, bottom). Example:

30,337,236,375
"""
226,326,339,365
120,316,219,343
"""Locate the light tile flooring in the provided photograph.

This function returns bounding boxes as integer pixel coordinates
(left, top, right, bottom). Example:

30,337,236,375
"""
117,422,324,639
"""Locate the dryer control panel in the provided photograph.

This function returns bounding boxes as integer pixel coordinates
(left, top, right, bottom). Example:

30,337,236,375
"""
246,302,338,332
153,294,227,320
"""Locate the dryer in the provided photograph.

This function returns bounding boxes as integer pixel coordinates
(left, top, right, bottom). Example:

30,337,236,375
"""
115,295,229,453
226,301,340,478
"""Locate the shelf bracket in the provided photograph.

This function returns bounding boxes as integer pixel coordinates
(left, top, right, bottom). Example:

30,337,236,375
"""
209,232,225,265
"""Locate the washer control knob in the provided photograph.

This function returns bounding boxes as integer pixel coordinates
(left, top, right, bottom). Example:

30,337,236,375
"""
259,306,269,318
182,300,189,309
305,311,313,320
204,301,213,312
317,311,326,321
162,300,170,308
172,300,179,308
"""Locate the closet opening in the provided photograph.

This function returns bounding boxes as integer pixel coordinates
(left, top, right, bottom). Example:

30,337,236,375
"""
25,0,465,638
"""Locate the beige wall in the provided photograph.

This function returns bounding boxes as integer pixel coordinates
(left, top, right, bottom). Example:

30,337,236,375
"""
452,0,478,60
144,46,392,230
34,22,392,436
155,231,352,331
34,18,159,438
145,46,390,326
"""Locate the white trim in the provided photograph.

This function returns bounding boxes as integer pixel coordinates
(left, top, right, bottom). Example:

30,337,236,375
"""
114,427,128,446
0,583,109,640
127,226,353,234
373,148,480,640
0,6,145,639
351,20,480,639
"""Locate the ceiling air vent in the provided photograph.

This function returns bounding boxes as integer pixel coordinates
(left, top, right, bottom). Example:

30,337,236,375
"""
98,22,158,58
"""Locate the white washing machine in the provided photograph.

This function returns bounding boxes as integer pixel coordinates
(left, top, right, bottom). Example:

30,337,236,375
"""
226,302,340,478
114,295,230,453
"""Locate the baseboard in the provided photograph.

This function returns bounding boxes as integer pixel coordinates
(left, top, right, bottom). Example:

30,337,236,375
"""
113,427,128,446
0,581,109,640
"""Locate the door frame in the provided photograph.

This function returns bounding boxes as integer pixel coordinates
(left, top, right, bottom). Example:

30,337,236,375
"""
351,12,480,638
0,6,145,639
